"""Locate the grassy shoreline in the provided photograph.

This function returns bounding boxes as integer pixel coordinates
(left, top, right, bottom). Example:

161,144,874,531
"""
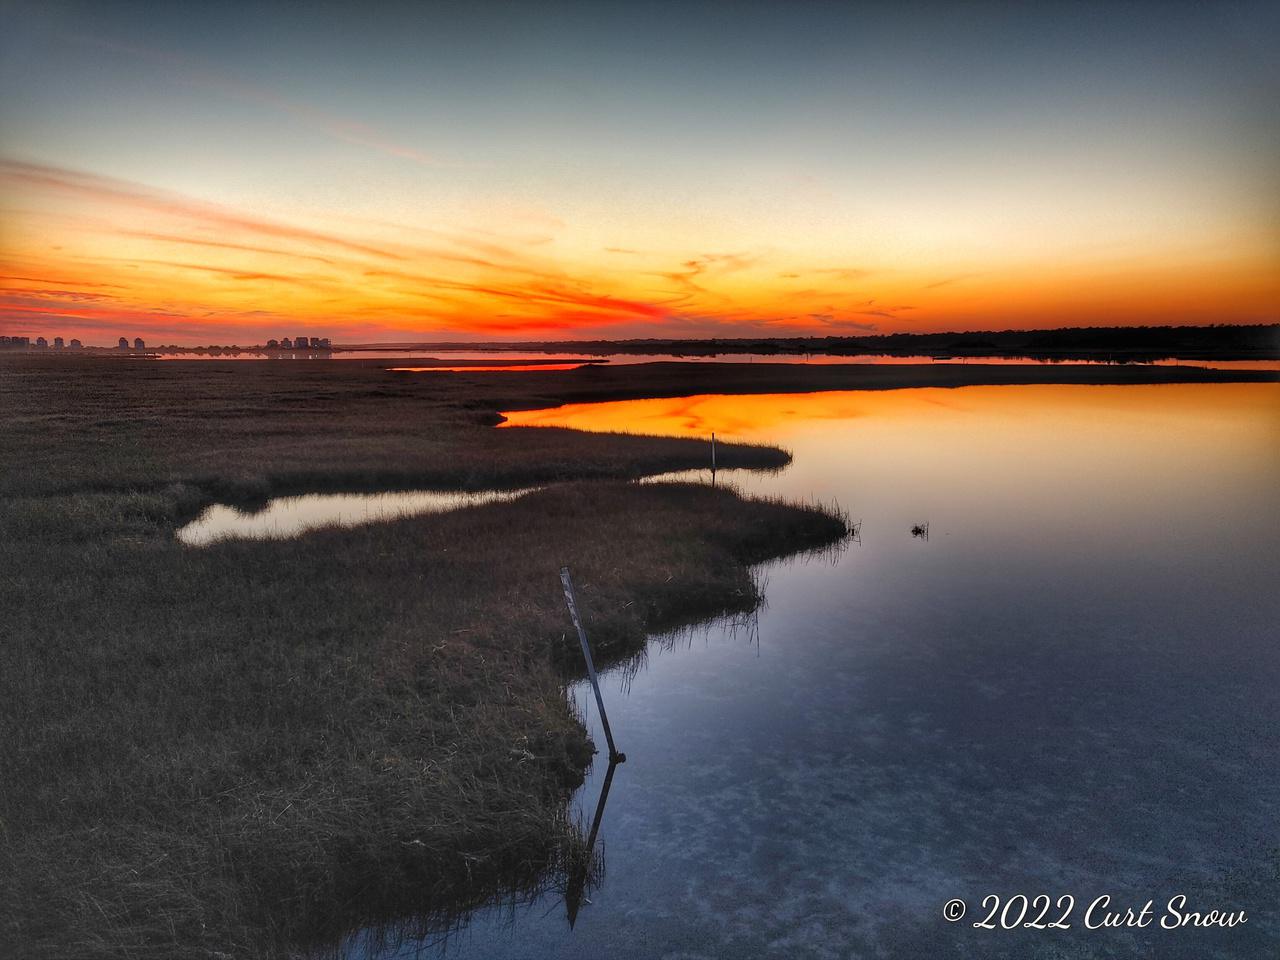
1,357,849,958
5,354,1272,501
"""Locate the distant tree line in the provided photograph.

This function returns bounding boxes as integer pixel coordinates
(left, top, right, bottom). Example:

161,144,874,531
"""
428,323,1279,361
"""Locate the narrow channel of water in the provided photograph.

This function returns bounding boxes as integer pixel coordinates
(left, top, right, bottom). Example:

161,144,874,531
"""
177,488,535,545
346,383,1280,959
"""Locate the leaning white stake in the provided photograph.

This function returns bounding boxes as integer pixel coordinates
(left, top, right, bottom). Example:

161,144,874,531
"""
560,566,624,763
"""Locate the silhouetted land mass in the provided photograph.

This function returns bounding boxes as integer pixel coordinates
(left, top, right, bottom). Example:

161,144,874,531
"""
337,322,1280,361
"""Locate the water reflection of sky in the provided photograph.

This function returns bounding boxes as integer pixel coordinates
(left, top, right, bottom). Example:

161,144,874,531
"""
387,363,591,372
354,384,1280,959
177,488,533,545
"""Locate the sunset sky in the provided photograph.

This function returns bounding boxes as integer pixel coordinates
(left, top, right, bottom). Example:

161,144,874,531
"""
2,1,1277,345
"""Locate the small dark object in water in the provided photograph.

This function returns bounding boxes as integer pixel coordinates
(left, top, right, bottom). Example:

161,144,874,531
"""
911,521,929,540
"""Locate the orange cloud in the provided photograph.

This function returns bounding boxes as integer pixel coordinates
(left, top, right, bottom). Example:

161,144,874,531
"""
2,159,681,340
116,232,337,266
0,160,404,261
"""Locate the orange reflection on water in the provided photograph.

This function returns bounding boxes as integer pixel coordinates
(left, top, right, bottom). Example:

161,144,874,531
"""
391,363,589,373
499,384,1280,448
501,391,882,438
500,385,1280,540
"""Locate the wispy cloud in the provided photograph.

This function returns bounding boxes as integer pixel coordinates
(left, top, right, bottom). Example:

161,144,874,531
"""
812,267,874,282
434,278,668,320
0,273,123,289
0,159,406,261
3,287,120,303
924,273,982,290
807,313,879,332
0,298,297,339
111,258,335,289
116,231,337,266
655,252,759,304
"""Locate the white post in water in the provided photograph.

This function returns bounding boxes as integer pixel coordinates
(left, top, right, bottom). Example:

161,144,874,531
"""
560,567,624,763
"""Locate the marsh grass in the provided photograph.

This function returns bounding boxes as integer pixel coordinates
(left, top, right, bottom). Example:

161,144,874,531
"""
0,356,790,507
1,482,847,958
0,357,849,958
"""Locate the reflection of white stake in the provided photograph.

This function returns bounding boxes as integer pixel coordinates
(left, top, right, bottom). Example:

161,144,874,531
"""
711,432,717,487
560,567,624,763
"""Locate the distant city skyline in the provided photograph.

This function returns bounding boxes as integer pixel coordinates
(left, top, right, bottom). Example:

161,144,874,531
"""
0,331,332,350
2,1,1277,344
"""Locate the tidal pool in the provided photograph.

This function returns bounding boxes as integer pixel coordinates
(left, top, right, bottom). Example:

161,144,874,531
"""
177,488,535,545
348,383,1280,959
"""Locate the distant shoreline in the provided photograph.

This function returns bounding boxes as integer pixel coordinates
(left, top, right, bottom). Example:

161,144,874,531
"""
3,323,1277,363
331,323,1280,363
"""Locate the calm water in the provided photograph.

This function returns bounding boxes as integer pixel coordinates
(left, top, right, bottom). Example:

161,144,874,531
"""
351,383,1280,959
177,488,534,545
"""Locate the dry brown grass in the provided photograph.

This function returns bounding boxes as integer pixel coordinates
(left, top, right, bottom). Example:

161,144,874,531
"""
0,357,848,958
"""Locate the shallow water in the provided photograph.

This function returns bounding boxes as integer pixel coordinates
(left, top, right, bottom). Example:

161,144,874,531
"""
350,383,1280,959
176,488,534,545
387,363,595,372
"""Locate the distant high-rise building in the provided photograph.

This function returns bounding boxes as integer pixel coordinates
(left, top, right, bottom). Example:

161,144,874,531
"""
69,339,83,349
53,336,64,348
118,337,129,350
134,337,145,350
295,335,310,349
35,336,48,348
